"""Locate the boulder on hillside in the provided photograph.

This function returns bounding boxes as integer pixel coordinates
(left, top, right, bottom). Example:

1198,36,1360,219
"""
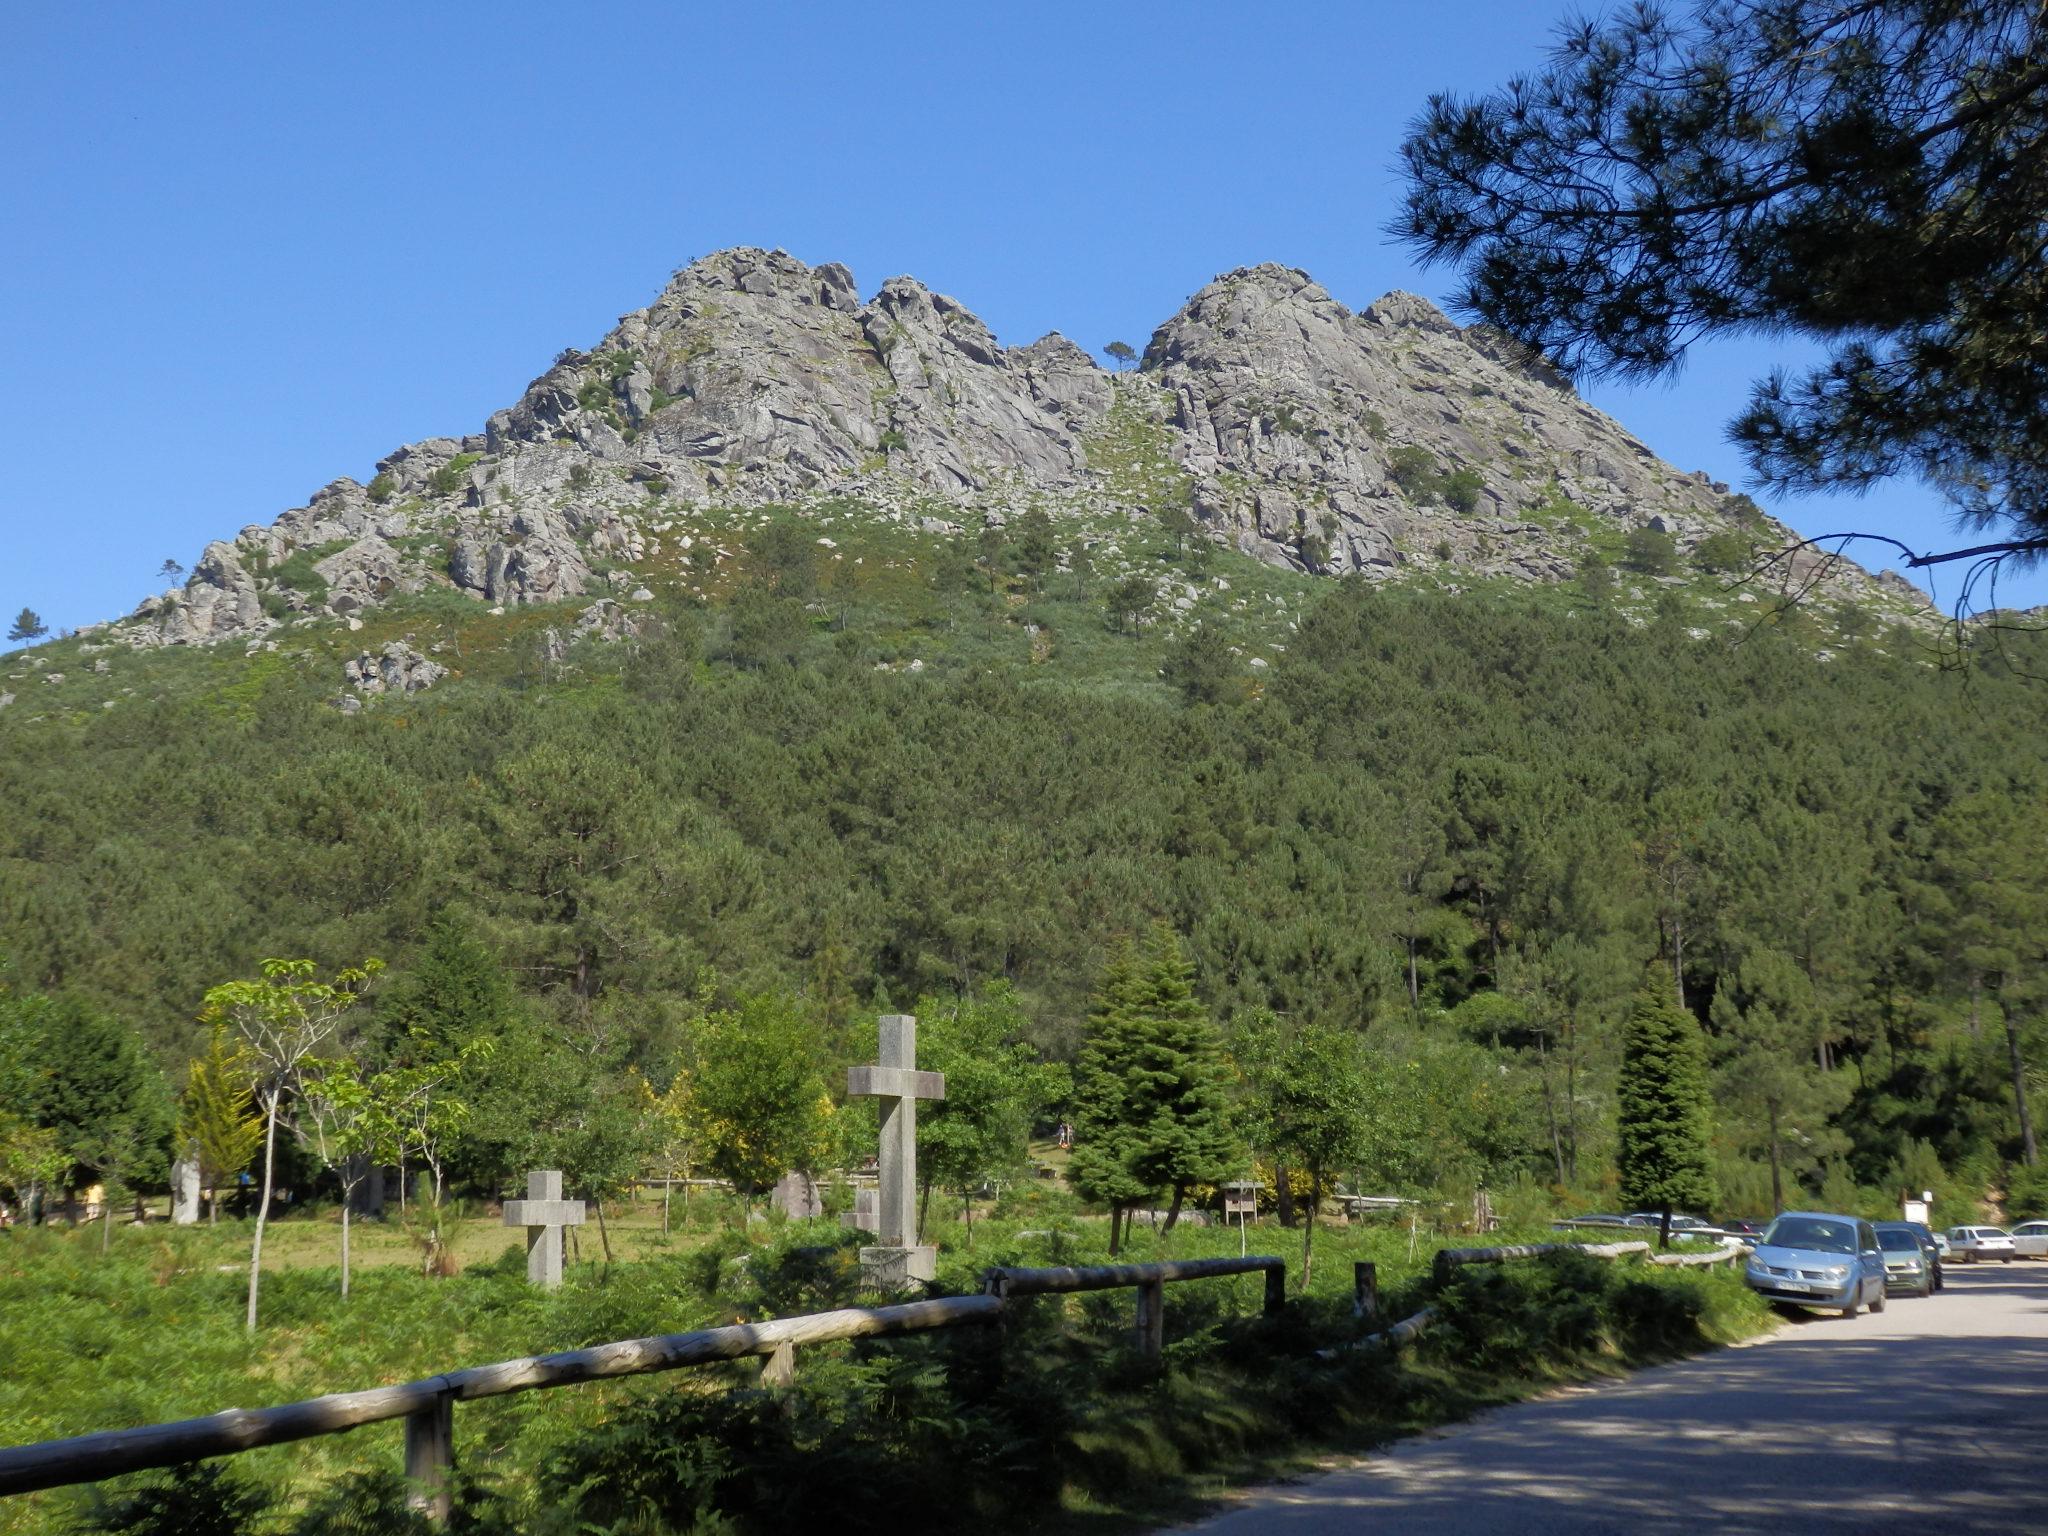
342,641,446,702
150,542,269,646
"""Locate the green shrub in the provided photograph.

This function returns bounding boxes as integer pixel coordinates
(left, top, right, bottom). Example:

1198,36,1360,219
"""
2005,1161,2048,1221
427,453,483,498
1622,526,1678,576
1386,445,1441,498
84,1464,270,1536
266,549,333,603
1441,469,1485,513
365,473,395,505
1692,530,1754,574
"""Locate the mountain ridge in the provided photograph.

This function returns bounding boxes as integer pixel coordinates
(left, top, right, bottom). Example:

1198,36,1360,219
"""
93,246,1930,654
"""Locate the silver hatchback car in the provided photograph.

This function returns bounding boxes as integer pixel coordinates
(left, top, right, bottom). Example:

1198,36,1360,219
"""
1743,1211,1888,1316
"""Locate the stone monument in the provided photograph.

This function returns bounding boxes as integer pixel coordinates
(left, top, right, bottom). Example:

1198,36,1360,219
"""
501,1169,586,1288
170,1157,201,1225
845,1013,945,1286
770,1170,823,1220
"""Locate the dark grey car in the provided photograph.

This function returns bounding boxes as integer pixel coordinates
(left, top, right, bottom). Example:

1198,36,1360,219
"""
1874,1222,1937,1296
1876,1220,1944,1293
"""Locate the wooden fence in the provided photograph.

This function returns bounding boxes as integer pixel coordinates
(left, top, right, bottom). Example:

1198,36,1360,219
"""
1342,1238,1750,1357
0,1255,1284,1521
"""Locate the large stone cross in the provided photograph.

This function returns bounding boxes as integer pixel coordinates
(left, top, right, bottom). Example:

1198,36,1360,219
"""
846,1013,945,1284
501,1169,586,1288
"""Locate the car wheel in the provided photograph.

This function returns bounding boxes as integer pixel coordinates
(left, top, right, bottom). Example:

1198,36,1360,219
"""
1840,1294,1860,1318
1871,1285,1886,1313
2003,1255,2013,1263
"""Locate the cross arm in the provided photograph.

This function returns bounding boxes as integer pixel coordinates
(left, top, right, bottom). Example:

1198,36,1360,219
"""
502,1199,587,1227
846,1065,946,1101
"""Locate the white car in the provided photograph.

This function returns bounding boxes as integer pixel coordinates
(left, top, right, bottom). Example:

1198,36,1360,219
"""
1946,1224,2018,1262
2010,1220,2048,1258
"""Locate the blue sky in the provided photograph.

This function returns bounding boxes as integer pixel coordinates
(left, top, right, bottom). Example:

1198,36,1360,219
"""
4,0,2030,634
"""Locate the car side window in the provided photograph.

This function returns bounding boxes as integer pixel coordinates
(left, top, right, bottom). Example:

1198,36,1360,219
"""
1858,1222,1876,1253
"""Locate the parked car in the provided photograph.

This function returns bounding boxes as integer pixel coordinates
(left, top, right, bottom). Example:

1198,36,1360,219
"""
1886,1220,1946,1291
1946,1225,2018,1262
1716,1218,1766,1237
1744,1212,1888,1316
1627,1211,1709,1229
2010,1220,2048,1258
1873,1223,1937,1296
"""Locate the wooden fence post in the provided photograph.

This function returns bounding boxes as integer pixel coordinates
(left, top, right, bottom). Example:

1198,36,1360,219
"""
1134,1279,1165,1359
402,1391,453,1524
759,1340,796,1387
1353,1261,1378,1320
1263,1262,1287,1317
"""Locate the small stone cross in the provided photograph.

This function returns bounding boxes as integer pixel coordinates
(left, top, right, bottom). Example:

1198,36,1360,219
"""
501,1169,586,1288
846,1014,945,1283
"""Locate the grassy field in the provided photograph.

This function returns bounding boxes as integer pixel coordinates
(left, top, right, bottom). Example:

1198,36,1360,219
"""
0,1190,1772,1536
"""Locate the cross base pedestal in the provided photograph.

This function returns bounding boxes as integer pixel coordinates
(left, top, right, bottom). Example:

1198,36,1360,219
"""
859,1244,938,1288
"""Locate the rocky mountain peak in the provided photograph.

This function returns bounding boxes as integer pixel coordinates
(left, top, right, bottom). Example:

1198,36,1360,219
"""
108,246,1931,652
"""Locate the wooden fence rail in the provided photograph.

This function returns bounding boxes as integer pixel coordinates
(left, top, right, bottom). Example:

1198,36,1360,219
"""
983,1253,1287,1360
0,1256,1284,1522
1432,1239,1653,1281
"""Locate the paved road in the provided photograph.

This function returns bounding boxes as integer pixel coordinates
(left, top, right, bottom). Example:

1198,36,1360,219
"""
1183,1259,2048,1533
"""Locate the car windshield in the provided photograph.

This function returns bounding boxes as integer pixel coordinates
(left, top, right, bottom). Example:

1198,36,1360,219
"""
1877,1229,1920,1253
1764,1216,1857,1253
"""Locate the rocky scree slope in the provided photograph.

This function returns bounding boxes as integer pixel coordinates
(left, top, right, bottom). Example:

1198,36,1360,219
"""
112,247,1927,656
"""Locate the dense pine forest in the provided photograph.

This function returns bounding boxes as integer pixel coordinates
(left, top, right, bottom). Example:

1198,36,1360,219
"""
4,504,2043,1222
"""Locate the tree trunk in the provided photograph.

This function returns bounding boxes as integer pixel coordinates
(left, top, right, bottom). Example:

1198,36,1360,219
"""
1299,1170,1320,1293
963,1190,973,1250
1658,1204,1673,1251
1768,1103,1784,1213
102,1200,112,1254
663,1179,672,1235
1407,938,1419,1006
594,1196,615,1265
1672,905,1686,1011
1163,1182,1185,1234
1275,1165,1297,1228
247,1090,281,1333
1563,1016,1580,1182
1108,1202,1123,1257
2003,1004,2039,1166
1539,1040,1566,1185
341,1197,352,1300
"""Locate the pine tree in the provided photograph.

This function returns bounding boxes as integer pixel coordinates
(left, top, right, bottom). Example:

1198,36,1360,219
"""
1069,925,1239,1253
7,608,47,643
179,1024,264,1228
1068,939,1154,1255
1125,923,1239,1231
1617,980,1716,1246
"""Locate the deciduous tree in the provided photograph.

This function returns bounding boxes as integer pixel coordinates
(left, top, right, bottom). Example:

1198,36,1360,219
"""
201,958,380,1330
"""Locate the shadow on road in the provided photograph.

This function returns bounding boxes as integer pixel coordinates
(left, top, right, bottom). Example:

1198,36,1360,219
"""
1191,1263,2048,1534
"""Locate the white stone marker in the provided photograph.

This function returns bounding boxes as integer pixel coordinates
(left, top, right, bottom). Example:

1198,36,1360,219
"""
501,1169,586,1288
845,1014,945,1285
170,1157,201,1225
